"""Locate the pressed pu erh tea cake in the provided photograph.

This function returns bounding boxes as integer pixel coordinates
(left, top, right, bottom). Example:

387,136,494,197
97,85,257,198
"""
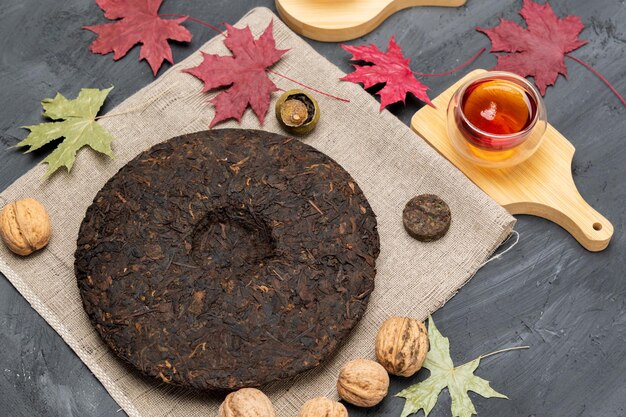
74,129,380,390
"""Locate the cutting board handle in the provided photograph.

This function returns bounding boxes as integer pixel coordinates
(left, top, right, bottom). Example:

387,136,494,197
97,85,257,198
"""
504,128,613,252
506,179,613,252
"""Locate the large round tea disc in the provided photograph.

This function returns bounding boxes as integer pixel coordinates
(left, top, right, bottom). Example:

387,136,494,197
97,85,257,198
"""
75,129,380,390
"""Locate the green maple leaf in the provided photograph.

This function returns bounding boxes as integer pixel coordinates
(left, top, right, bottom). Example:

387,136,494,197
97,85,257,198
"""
396,317,507,417
18,87,115,177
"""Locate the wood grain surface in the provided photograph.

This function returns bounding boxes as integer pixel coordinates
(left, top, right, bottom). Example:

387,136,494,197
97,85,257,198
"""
0,1,624,416
275,0,466,42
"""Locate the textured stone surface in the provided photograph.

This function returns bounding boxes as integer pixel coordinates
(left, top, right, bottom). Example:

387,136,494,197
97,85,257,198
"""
0,0,625,416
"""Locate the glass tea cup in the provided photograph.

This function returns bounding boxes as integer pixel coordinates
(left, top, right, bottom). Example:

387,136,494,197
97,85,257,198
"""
447,71,547,168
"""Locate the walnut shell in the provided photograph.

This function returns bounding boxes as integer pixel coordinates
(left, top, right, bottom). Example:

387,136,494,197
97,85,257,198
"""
0,198,51,256
219,388,276,417
376,316,429,377
337,358,389,407
298,397,348,417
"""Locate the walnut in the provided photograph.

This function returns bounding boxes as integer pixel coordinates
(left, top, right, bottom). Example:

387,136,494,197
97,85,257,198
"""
219,388,276,417
0,198,51,256
298,397,348,417
375,316,429,377
337,358,389,407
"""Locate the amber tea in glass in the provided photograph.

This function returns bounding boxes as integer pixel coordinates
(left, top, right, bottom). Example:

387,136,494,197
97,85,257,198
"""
447,71,547,168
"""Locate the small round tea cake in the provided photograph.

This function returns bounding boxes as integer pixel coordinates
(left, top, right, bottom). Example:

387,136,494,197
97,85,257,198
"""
75,129,379,390
402,194,451,242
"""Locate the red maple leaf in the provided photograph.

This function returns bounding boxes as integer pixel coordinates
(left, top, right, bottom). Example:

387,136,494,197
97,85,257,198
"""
84,0,193,76
477,0,587,95
340,37,432,110
183,21,288,128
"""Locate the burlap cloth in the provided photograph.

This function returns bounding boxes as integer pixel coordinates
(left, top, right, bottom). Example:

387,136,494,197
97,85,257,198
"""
0,7,515,417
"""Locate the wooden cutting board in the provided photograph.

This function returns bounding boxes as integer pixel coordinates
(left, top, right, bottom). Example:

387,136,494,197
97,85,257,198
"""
275,0,467,42
411,70,613,252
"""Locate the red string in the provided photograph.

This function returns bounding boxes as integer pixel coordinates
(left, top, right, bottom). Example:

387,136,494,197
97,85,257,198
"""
565,54,625,107
412,48,486,77
161,14,350,103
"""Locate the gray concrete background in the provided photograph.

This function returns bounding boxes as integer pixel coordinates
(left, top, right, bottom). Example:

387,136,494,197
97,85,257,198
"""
0,0,624,416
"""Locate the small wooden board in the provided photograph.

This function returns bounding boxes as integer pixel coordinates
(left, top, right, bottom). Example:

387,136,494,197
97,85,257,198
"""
411,70,613,252
275,0,466,42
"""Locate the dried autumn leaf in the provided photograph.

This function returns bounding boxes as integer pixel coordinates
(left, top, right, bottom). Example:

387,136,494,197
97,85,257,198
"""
183,21,288,128
477,0,587,95
18,87,115,178
84,0,193,76
397,317,507,417
341,36,433,110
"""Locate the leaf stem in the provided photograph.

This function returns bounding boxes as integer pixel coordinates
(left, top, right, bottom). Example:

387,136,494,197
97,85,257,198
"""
165,14,351,103
479,345,529,360
160,13,226,36
413,48,486,77
95,109,138,120
266,70,350,103
95,88,171,120
565,54,625,107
